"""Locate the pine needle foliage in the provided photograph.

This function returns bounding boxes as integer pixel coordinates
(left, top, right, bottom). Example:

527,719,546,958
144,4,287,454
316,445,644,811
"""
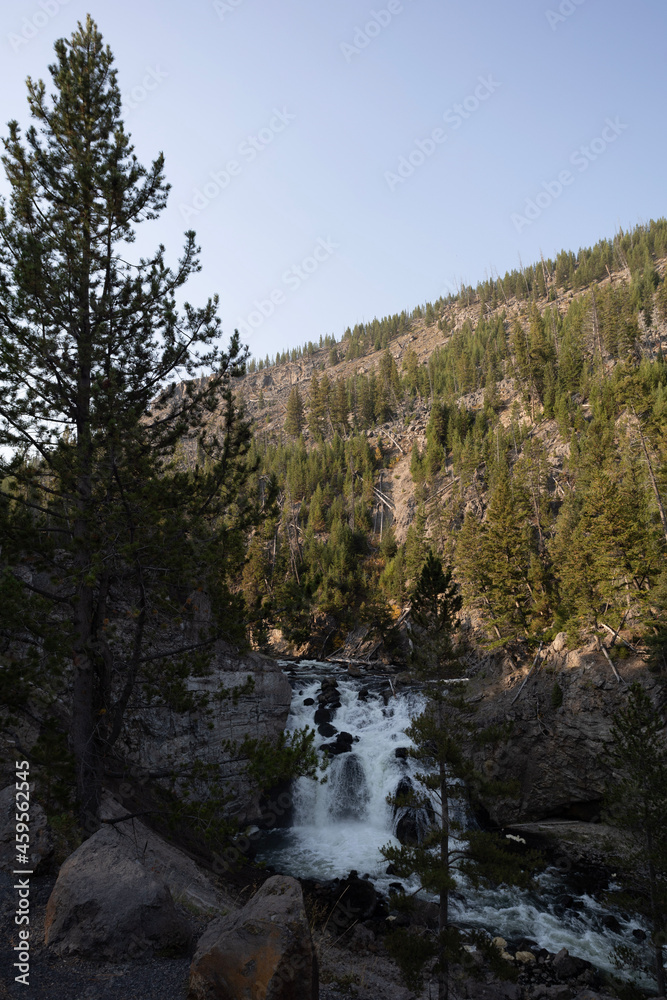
0,18,254,826
381,552,540,999
604,683,667,995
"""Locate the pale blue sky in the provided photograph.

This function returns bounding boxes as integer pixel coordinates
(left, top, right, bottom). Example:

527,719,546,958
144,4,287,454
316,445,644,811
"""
1,0,665,360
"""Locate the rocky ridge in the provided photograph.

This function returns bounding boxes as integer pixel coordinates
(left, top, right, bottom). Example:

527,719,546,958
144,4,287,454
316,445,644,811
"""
461,639,662,829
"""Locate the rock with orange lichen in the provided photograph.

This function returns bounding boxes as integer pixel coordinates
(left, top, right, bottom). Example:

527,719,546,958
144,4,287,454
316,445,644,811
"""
188,874,318,1000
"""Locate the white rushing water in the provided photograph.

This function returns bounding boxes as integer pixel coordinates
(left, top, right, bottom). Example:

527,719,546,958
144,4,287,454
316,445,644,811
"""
256,661,650,979
259,666,429,884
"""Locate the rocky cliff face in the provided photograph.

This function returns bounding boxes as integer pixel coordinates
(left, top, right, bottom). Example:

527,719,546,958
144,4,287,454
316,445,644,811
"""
116,645,293,825
464,639,662,826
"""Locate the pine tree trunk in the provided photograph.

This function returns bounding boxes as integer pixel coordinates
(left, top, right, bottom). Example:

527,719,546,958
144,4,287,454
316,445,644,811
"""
647,831,666,996
71,635,101,829
72,462,101,826
71,202,100,829
438,754,449,1000
654,926,665,997
637,422,667,545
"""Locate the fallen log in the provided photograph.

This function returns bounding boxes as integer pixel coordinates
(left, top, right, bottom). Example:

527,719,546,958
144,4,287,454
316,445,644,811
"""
600,642,625,685
600,622,639,653
510,643,543,705
325,656,376,667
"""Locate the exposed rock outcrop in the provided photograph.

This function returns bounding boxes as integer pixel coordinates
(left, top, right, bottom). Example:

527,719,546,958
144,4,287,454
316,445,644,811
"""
0,646,293,831
392,775,435,846
188,874,318,1000
117,646,293,825
502,818,634,871
464,643,660,826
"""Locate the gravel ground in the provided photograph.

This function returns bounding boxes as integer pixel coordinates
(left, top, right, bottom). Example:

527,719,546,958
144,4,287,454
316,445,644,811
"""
318,937,432,999
0,869,194,1000
1,954,191,1000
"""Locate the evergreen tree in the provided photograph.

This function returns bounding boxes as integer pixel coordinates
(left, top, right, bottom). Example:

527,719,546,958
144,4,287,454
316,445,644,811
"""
374,373,392,422
307,373,325,439
382,553,538,999
483,469,533,638
554,468,659,631
455,509,508,641
284,386,305,437
242,532,272,648
0,18,252,826
410,441,426,486
308,482,326,532
402,347,421,395
331,377,350,436
528,304,556,402
657,276,667,324
426,401,448,480
360,373,376,426
510,319,533,406
379,347,401,396
403,502,428,583
605,683,667,995
319,373,332,434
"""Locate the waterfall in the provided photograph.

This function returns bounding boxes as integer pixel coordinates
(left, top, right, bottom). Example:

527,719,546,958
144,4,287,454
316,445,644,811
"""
260,663,429,882
255,661,651,980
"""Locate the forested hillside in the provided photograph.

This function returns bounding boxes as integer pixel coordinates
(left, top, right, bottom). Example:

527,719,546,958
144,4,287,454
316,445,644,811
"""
230,219,667,665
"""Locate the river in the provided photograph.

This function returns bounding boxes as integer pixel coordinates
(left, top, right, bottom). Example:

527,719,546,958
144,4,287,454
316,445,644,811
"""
256,660,650,980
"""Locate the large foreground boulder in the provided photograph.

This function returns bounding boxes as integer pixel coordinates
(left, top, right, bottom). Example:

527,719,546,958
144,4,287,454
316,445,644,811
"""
189,875,318,1000
44,823,193,959
97,795,229,917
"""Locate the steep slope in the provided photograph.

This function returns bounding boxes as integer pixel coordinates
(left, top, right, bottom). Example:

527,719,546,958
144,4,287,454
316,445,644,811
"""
223,221,667,667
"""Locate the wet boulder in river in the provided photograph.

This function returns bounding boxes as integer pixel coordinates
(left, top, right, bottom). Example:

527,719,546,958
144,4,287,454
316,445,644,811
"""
320,731,356,756
392,776,435,846
320,738,351,756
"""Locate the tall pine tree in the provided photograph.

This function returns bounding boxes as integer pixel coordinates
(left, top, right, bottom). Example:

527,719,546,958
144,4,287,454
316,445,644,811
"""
605,684,667,994
0,18,252,826
382,552,538,999
284,386,305,437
